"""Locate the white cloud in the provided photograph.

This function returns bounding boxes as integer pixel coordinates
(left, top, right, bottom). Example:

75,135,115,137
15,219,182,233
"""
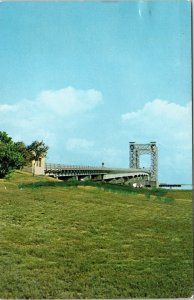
0,104,15,112
0,86,103,146
122,99,192,183
122,99,191,142
37,87,102,116
122,99,191,122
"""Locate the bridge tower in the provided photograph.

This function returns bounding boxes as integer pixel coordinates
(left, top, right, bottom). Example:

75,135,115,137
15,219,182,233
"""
129,142,158,182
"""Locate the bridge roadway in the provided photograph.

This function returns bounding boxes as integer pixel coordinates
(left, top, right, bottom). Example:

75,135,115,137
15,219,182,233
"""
45,163,149,183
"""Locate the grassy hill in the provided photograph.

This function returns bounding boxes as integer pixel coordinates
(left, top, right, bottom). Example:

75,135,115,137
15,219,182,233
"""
0,171,193,298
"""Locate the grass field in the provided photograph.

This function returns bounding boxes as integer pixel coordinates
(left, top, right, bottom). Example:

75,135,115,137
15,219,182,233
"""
0,171,193,298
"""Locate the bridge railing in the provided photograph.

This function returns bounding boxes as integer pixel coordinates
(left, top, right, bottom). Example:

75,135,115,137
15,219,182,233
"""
45,163,109,171
45,163,150,174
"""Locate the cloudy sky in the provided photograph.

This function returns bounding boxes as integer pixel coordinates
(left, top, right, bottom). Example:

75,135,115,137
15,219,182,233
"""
0,1,192,183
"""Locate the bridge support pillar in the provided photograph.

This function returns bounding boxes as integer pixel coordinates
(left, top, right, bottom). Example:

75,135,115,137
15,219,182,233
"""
79,175,92,181
91,174,103,181
124,177,134,186
109,178,125,184
149,180,159,188
71,176,78,181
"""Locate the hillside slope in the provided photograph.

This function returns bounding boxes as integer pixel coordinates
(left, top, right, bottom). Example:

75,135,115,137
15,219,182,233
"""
0,171,192,298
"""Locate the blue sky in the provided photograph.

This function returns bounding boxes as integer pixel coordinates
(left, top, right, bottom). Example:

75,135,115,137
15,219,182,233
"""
0,1,192,183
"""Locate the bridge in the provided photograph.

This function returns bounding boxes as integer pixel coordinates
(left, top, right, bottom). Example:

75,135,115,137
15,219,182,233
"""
33,142,159,187
44,163,151,187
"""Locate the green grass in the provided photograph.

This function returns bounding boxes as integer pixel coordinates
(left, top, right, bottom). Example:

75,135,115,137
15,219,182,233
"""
0,171,193,298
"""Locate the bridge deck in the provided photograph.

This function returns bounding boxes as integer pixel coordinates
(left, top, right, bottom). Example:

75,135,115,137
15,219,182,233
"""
45,163,148,173
45,163,149,180
45,164,149,174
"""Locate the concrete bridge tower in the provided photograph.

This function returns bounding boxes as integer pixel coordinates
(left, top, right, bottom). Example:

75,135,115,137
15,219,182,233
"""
32,157,45,175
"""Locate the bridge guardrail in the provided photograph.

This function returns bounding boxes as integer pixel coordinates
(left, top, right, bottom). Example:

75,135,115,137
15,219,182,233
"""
45,163,150,174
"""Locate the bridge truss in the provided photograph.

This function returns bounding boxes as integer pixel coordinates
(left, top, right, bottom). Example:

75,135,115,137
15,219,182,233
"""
129,142,158,181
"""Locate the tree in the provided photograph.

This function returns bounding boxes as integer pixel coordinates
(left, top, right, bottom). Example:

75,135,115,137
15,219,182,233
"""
0,131,12,144
27,141,49,176
0,132,25,178
15,141,31,167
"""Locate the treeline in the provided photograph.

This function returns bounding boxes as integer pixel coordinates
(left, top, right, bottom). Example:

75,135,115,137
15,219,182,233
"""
0,131,48,178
